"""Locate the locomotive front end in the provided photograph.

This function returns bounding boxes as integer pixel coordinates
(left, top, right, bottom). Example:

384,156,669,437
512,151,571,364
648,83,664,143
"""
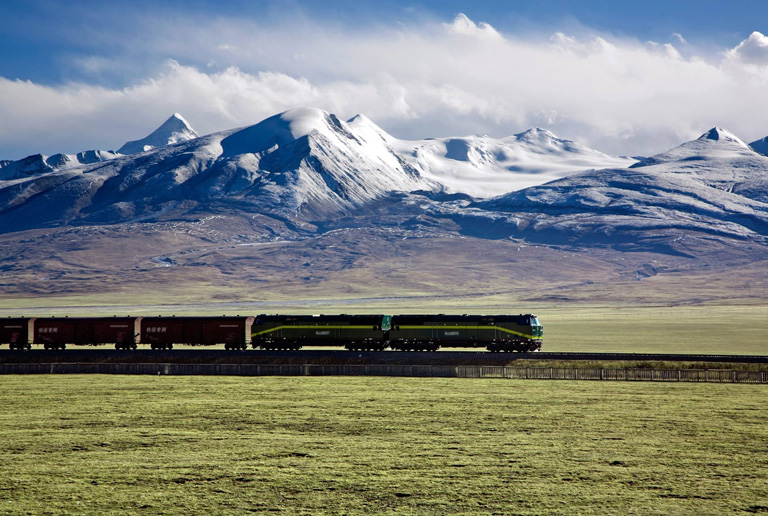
529,315,543,351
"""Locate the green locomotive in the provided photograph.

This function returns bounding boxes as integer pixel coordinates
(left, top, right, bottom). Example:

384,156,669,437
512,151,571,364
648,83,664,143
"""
251,314,391,351
389,314,542,352
250,314,542,352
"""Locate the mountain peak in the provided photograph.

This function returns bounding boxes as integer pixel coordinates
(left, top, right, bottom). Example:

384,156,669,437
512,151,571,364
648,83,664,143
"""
219,108,351,157
515,127,559,141
118,113,199,155
278,107,339,139
631,126,758,169
699,127,750,148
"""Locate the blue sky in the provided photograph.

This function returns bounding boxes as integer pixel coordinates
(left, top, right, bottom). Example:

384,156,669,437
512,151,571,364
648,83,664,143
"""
1,0,767,159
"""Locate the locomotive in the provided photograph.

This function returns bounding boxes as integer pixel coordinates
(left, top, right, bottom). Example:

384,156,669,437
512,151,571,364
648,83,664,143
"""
1,313,543,352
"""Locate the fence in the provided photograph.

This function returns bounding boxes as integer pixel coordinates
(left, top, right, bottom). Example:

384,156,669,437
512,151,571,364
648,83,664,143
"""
1,363,767,383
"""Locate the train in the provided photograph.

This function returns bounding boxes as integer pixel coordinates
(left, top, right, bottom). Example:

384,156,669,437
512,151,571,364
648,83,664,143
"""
1,313,543,352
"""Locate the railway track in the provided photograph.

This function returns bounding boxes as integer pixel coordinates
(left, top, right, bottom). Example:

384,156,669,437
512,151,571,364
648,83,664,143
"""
1,349,767,366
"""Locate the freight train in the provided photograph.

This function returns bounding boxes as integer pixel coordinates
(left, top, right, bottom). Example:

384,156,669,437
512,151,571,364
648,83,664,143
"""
1,314,543,352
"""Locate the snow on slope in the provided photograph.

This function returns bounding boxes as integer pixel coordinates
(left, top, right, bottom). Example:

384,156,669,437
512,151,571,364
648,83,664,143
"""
464,127,768,246
0,150,119,180
345,115,634,198
118,113,199,154
399,128,635,198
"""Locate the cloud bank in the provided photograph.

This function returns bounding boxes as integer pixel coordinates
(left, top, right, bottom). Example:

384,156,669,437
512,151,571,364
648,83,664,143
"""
1,14,768,159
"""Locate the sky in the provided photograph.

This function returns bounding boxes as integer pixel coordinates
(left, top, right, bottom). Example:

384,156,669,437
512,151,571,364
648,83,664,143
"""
1,0,768,160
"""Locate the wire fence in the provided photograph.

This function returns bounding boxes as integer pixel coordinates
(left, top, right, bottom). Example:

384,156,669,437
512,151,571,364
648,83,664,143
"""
1,363,767,383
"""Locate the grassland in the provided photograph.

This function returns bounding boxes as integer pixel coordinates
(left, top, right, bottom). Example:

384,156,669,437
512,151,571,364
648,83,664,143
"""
537,304,768,355
2,375,767,515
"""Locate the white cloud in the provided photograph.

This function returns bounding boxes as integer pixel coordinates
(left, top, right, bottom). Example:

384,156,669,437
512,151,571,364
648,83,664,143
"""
1,15,768,160
445,13,503,41
672,33,687,45
726,31,768,65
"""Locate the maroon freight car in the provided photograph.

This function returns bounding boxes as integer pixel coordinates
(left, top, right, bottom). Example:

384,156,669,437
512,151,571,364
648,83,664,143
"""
140,316,255,350
1,318,35,350
34,317,140,350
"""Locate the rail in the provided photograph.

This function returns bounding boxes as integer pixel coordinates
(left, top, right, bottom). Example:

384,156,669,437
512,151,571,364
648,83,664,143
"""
1,363,767,383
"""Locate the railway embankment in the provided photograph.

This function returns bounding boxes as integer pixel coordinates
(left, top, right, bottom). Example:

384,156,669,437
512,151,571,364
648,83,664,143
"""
2,361,768,384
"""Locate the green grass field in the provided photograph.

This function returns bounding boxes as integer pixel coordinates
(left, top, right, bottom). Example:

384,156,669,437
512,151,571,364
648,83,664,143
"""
537,305,768,354
2,375,767,515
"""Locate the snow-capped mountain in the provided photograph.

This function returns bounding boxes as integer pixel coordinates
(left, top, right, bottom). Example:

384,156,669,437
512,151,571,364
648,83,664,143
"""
0,113,199,181
463,127,768,250
118,113,199,154
0,108,631,233
0,108,434,231
751,135,768,156
0,150,119,181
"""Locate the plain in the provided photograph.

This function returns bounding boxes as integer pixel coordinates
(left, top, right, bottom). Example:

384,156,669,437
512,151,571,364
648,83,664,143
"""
1,375,767,515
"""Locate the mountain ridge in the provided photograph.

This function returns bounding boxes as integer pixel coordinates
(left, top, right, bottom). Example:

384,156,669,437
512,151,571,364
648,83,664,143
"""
458,126,768,253
0,108,636,234
1,109,768,262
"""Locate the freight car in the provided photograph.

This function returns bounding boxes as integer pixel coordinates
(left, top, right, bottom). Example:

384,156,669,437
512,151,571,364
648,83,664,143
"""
1,318,34,350
389,314,542,352
251,314,391,351
140,316,254,350
33,317,140,350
